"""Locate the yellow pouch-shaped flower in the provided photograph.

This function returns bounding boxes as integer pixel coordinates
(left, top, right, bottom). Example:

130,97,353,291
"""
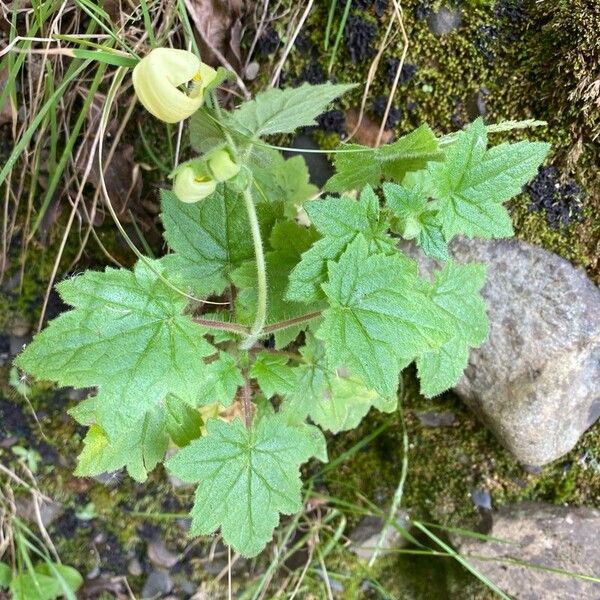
173,166,217,203
132,48,217,123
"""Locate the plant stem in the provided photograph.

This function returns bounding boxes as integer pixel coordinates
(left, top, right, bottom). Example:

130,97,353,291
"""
192,318,249,335
240,184,268,349
263,311,321,334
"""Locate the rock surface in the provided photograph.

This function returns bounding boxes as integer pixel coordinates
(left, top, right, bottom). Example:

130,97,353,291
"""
349,510,411,561
427,7,462,36
404,237,600,466
452,502,600,600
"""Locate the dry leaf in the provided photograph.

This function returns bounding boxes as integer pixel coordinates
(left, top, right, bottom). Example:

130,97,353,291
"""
185,0,243,71
346,107,394,147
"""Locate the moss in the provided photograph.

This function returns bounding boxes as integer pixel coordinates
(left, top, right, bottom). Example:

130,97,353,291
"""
322,370,599,597
267,0,600,283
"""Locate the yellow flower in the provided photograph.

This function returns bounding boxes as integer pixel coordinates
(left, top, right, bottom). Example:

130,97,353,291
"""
132,48,217,123
206,148,241,182
173,166,217,203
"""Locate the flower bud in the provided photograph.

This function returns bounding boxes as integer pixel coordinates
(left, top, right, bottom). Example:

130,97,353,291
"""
173,165,217,203
206,148,241,182
401,215,422,240
132,48,217,123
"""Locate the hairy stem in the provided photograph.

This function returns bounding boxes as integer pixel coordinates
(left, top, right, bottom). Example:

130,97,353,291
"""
192,318,249,334
263,311,321,334
240,184,268,349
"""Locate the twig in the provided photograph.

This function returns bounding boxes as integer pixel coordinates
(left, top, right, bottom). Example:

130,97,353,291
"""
262,311,321,334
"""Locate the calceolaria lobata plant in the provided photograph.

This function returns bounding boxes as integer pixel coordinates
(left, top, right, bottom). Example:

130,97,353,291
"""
16,49,550,557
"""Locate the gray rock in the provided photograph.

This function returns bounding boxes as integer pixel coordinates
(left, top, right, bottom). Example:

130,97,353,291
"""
15,497,63,527
427,6,462,36
404,238,600,466
245,61,259,80
142,569,173,598
147,538,179,569
349,510,411,561
416,410,456,427
127,557,143,577
288,134,333,188
452,502,600,600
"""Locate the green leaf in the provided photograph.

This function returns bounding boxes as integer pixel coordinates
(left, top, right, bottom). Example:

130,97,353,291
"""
416,262,488,397
287,186,396,303
15,260,215,436
196,352,244,407
282,334,397,433
166,414,326,557
74,394,201,481
250,353,296,398
165,395,203,447
325,124,443,192
318,236,453,397
249,148,317,216
159,187,254,296
226,82,355,137
418,213,450,261
189,108,229,154
0,563,10,587
430,118,550,241
10,563,82,600
383,181,449,260
75,404,169,482
233,220,324,348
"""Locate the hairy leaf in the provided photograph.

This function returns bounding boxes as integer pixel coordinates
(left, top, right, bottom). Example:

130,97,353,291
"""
166,415,326,557
287,186,396,303
16,261,215,435
416,262,488,397
318,236,453,397
196,352,244,407
250,353,296,398
250,148,317,216
233,220,323,348
325,124,443,192
383,181,449,260
282,334,396,433
430,118,550,240
226,82,354,137
159,187,254,296
165,395,203,447
75,405,168,483
189,108,229,154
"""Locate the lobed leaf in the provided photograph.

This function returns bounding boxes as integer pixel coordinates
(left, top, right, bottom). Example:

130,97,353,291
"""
16,261,215,436
226,82,355,137
166,414,326,557
325,124,443,192
287,186,396,303
416,262,488,397
429,118,550,241
318,236,453,397
160,187,254,296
